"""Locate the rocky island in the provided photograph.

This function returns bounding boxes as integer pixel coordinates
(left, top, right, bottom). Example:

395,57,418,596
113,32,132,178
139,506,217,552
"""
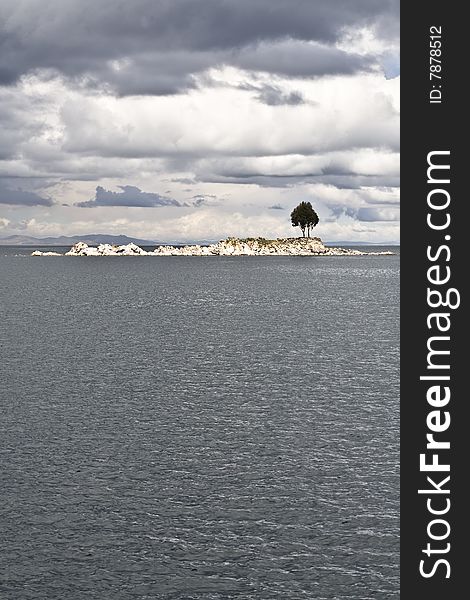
32,237,395,257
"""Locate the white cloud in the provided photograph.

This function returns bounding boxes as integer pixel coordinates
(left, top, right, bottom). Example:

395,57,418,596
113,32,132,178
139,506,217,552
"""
0,54,399,243
54,70,398,159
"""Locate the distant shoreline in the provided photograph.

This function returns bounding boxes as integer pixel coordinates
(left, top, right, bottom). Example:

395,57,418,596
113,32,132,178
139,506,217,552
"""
0,234,400,247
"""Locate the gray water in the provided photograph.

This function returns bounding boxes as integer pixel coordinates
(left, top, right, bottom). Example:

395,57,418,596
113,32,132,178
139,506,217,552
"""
0,250,399,599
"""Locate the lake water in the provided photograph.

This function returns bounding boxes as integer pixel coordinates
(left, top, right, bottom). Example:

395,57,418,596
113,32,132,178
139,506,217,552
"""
0,248,399,599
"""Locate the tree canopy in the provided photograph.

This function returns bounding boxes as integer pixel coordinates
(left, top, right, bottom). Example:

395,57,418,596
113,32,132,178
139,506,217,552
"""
290,202,319,237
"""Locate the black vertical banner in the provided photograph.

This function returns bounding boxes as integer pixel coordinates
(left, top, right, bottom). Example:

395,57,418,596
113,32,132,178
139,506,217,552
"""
401,2,467,598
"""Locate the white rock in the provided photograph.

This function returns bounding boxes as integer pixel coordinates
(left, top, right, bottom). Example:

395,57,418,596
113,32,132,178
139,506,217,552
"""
36,237,396,258
65,241,90,256
31,250,62,256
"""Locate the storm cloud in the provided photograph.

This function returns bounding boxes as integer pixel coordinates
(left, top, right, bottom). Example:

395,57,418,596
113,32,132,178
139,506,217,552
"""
77,185,181,208
0,181,53,206
0,0,398,94
0,1,400,243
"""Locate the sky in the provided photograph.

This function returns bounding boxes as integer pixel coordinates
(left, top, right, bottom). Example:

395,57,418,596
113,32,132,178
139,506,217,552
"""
0,0,399,243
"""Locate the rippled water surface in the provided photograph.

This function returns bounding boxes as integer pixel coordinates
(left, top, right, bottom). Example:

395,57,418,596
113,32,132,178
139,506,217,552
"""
0,249,399,599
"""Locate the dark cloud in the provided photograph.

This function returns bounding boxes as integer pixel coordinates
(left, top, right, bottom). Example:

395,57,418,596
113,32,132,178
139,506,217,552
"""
191,195,207,207
268,204,285,210
327,205,358,220
188,194,218,207
191,155,398,184
321,164,355,176
86,53,206,96
324,202,399,222
76,185,181,207
356,207,399,221
238,83,306,106
195,172,400,190
0,0,398,94
235,40,372,79
260,90,304,106
0,181,53,206
328,175,400,190
364,195,400,206
171,177,197,185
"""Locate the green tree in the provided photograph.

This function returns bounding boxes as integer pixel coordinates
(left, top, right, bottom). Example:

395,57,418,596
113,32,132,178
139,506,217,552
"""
290,202,319,237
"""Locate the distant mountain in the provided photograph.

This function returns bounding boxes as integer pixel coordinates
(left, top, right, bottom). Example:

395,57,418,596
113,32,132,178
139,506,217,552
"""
0,234,398,247
0,234,159,246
